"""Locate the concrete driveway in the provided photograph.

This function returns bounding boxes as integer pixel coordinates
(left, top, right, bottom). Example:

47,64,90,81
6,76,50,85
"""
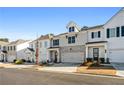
38,62,81,73
111,63,124,77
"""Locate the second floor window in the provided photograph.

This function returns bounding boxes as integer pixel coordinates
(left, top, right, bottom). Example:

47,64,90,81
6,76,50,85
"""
53,39,59,46
40,42,42,48
10,46,12,51
68,36,75,44
13,46,16,51
69,27,74,32
91,31,101,39
3,46,6,50
44,41,48,48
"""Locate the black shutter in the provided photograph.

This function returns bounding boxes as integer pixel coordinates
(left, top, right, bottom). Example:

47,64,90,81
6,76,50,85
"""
116,27,120,37
121,26,124,36
106,28,110,38
98,31,101,38
91,32,94,38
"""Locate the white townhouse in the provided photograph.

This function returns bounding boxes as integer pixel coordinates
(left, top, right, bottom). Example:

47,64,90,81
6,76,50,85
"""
28,34,53,63
48,8,124,64
103,8,124,63
48,21,87,63
85,25,107,62
0,41,9,62
7,39,31,62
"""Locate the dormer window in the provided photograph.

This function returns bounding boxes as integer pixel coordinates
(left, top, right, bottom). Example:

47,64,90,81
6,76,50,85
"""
69,27,74,32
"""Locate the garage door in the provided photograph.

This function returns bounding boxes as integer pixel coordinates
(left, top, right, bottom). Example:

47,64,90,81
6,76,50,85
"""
61,52,84,63
109,50,124,63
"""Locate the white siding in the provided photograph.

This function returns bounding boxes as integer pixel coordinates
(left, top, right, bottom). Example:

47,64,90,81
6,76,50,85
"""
104,8,124,63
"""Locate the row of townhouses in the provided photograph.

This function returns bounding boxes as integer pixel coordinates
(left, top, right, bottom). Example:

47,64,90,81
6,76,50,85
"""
0,8,124,64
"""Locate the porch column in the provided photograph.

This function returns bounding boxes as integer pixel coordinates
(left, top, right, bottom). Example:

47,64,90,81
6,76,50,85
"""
57,49,60,62
85,45,88,60
104,43,107,62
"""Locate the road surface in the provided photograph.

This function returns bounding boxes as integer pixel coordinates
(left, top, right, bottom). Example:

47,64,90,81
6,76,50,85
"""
0,68,124,85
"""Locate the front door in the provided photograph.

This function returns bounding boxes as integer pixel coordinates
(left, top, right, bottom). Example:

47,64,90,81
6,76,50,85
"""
93,48,99,61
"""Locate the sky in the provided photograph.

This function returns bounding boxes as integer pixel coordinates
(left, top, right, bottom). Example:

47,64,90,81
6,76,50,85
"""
0,7,121,41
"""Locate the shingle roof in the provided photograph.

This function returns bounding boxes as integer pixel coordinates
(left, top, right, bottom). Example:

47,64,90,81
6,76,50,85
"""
8,39,29,45
81,25,104,31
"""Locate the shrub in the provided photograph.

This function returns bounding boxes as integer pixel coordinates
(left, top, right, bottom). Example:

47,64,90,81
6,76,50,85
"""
15,59,23,64
100,58,105,63
86,58,93,62
13,59,17,63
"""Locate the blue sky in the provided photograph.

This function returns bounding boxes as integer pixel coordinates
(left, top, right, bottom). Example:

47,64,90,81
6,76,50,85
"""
0,7,121,41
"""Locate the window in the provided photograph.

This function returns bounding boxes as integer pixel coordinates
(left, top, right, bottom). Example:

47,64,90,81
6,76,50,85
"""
44,41,48,47
116,27,120,37
72,36,75,43
40,42,42,48
10,46,12,50
69,27,75,32
3,46,6,50
68,36,75,44
121,26,124,36
68,37,71,44
53,39,59,46
8,46,9,51
91,31,101,38
110,28,116,37
13,46,16,51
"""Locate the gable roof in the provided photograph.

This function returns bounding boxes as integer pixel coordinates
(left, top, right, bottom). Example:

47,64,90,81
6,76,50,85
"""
104,7,124,26
30,34,54,43
8,39,29,45
66,21,81,31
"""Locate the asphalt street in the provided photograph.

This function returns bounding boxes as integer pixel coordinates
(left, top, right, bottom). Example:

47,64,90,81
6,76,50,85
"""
0,68,124,85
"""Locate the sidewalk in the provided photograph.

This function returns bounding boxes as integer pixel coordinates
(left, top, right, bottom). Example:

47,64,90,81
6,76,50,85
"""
111,63,124,77
0,62,37,69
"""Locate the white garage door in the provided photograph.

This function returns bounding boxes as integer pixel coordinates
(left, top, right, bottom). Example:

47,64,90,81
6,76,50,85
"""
61,52,84,63
109,50,124,63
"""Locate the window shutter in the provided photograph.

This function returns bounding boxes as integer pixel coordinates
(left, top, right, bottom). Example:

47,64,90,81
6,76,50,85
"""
116,27,120,37
121,26,124,36
91,32,94,38
106,28,110,38
98,31,101,38
69,27,71,32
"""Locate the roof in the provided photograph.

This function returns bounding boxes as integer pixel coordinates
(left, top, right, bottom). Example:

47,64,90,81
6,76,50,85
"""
104,8,124,26
27,47,35,52
8,39,29,45
81,25,103,31
31,34,54,43
86,41,107,44
0,41,9,45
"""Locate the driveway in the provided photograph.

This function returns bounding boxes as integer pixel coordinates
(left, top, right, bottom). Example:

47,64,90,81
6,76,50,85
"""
38,62,81,73
111,63,124,77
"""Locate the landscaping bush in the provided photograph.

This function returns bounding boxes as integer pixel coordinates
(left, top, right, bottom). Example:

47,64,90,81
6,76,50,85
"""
15,59,24,64
100,58,105,63
86,58,93,62
13,59,17,63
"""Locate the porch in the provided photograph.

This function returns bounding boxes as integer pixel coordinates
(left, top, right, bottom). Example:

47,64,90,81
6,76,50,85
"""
48,47,60,63
85,41,108,63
